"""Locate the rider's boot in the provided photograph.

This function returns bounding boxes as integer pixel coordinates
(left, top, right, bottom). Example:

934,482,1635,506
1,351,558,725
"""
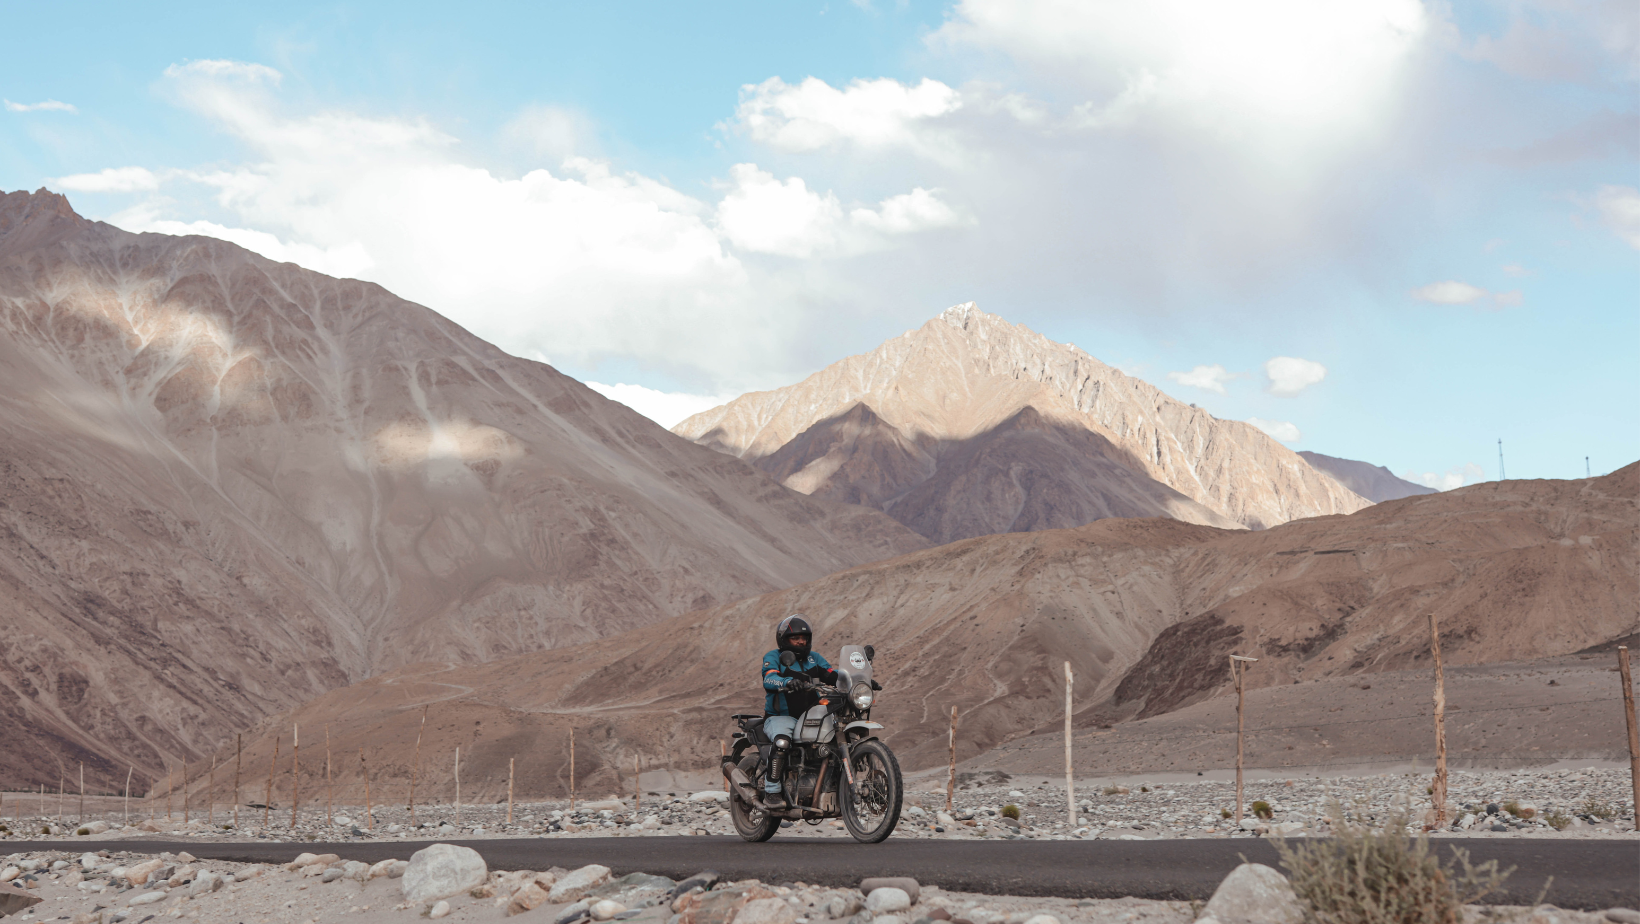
762,739,790,809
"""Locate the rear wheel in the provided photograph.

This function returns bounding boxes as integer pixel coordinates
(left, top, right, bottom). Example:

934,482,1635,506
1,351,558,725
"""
729,754,780,842
841,738,901,843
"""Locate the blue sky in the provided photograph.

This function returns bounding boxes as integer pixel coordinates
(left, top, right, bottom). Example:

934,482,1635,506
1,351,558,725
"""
3,0,1636,487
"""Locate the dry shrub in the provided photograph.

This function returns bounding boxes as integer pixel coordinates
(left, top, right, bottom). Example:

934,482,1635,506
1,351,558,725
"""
1252,800,1274,819
1000,804,1020,820
1272,801,1513,924
1544,812,1572,831
1580,799,1615,820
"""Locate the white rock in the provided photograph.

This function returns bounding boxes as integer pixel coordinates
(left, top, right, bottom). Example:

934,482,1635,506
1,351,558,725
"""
736,897,799,924
689,791,730,803
589,900,627,921
865,888,911,914
79,853,100,869
935,813,955,826
429,900,451,919
367,859,399,880
908,807,925,817
547,864,612,903
1203,863,1305,924
874,916,906,924
401,844,489,904
1008,791,1025,798
0,867,18,883
641,816,661,830
342,861,370,881
128,892,168,907
335,816,353,826
1022,916,1062,924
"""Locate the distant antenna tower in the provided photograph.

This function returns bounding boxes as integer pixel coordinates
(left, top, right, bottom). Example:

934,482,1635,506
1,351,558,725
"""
1497,439,1505,481
1586,456,1591,478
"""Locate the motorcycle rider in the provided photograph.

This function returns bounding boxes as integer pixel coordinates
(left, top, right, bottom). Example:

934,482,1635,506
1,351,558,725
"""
759,614,838,809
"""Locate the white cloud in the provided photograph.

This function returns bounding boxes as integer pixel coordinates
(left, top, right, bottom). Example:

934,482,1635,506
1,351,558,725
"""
1593,185,1640,249
585,382,737,429
1403,463,1485,491
731,76,962,159
1500,263,1532,276
1247,417,1301,442
163,59,283,84
1411,280,1489,304
1166,363,1234,394
714,163,964,258
1264,356,1326,397
934,0,1428,155
4,99,78,113
52,167,161,193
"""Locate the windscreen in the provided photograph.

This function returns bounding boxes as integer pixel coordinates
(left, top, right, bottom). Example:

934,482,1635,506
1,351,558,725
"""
836,644,872,692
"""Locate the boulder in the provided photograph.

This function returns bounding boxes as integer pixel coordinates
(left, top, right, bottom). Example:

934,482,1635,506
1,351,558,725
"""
549,864,613,903
321,868,345,883
689,792,730,803
862,879,920,903
127,891,168,907
342,861,370,881
0,882,44,917
507,882,551,916
866,889,912,914
124,859,165,887
673,884,778,924
0,867,18,884
590,900,627,921
554,900,592,924
1203,864,1304,924
1605,912,1640,924
402,844,489,904
367,859,399,880
735,897,798,924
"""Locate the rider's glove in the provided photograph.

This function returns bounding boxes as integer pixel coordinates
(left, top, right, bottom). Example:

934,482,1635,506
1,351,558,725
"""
784,676,811,693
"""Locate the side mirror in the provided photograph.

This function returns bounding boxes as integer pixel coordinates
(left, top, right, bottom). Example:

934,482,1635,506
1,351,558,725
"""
779,650,797,667
864,645,875,661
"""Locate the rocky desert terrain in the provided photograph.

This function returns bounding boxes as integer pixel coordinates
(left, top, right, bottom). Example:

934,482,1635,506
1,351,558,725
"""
188,464,1634,807
0,189,927,791
674,304,1370,539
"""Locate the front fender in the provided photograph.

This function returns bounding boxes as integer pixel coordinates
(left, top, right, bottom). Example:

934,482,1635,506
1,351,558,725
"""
842,721,883,733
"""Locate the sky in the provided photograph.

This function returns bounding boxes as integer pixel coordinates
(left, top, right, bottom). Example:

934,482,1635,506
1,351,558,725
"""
3,0,1636,488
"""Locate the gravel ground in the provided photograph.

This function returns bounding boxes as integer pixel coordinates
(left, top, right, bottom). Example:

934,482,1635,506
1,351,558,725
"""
4,768,1633,844
0,847,1628,924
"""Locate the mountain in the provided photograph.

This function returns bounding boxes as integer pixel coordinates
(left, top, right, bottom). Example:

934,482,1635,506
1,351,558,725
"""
1299,451,1437,503
674,303,1370,541
215,465,1636,801
0,188,928,791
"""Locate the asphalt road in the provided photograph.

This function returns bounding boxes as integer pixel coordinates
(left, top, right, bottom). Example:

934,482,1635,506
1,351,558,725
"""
14,837,1636,911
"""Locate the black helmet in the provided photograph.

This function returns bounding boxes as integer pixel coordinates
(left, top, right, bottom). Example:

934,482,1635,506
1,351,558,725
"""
776,614,813,657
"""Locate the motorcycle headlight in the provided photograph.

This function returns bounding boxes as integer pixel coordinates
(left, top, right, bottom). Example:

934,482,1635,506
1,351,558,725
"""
851,681,874,709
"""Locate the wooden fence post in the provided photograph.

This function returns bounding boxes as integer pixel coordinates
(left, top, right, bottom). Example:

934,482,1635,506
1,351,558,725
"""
569,727,576,812
1230,655,1258,825
455,746,462,827
1065,661,1076,829
360,747,372,831
163,765,170,821
1619,646,1640,832
947,706,958,814
507,757,515,824
409,706,427,826
234,734,242,829
1430,613,1449,829
182,760,189,823
208,755,216,826
291,724,300,830
78,763,84,822
124,767,132,825
266,738,279,828
326,724,334,827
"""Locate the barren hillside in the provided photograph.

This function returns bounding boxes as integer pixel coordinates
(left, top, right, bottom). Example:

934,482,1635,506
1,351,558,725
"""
675,303,1371,538
0,188,927,792
209,465,1636,804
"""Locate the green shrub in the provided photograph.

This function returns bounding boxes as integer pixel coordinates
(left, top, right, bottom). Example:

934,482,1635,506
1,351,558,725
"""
1501,799,1522,817
40,826,50,835
1000,804,1020,820
1220,808,1232,819
1140,786,1150,793
1581,799,1615,820
76,827,90,836
1271,801,1513,924
1252,800,1274,820
1544,812,1571,831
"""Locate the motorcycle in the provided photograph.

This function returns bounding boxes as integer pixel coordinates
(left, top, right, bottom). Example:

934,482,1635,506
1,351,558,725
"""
720,644,903,843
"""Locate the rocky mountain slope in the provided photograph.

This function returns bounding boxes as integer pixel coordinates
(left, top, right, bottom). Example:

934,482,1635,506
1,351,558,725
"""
674,303,1370,542
0,188,927,792
1298,451,1437,503
213,465,1636,801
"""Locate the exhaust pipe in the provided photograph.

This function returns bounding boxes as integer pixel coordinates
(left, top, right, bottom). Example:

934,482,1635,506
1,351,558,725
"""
726,765,762,805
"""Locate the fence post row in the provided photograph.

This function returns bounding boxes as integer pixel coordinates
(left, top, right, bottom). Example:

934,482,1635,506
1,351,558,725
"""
946,706,958,815
1229,655,1257,825
1064,661,1075,829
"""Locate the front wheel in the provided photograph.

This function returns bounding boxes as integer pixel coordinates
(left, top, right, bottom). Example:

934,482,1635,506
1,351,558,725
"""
728,754,780,842
840,738,902,843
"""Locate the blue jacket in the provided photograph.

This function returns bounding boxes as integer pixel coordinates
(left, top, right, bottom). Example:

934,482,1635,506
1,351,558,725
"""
762,649,833,716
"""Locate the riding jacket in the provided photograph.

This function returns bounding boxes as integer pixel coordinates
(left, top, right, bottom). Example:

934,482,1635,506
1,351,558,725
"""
762,649,836,716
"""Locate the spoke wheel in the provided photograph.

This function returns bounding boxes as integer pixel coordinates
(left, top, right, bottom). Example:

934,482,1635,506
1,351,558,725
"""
729,754,780,842
840,738,902,843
